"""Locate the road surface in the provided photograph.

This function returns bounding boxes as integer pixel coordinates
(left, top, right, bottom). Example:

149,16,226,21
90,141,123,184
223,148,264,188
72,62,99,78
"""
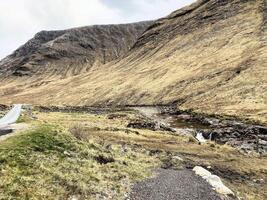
0,104,22,128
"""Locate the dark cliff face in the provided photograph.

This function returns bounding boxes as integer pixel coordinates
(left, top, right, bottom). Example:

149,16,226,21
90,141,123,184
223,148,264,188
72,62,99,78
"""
0,21,153,78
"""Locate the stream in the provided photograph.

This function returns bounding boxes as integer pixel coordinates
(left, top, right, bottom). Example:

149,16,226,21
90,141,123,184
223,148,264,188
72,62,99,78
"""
132,106,267,155
132,106,211,141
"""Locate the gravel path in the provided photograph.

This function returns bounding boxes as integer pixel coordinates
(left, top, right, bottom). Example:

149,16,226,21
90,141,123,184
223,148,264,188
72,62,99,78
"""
127,169,222,200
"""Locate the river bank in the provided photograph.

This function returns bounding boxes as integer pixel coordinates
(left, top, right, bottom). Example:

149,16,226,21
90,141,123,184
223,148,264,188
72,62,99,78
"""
131,106,267,155
34,104,267,155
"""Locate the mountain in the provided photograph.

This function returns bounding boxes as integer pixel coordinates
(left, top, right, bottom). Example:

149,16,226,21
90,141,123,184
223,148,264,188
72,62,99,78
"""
0,21,152,78
0,0,266,124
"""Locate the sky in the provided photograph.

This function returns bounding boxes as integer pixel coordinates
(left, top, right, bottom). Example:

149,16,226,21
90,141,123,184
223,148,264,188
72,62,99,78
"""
0,0,195,59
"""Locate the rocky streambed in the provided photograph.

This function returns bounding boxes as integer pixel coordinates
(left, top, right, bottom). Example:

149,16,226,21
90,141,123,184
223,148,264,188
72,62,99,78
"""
35,104,267,155
130,106,267,155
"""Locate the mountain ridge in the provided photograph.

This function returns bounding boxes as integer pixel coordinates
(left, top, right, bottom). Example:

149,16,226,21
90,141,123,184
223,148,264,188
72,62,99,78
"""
0,21,153,78
0,0,266,124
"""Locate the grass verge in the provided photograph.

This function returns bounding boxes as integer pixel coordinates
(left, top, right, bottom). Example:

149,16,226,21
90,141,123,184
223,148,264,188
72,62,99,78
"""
0,124,157,200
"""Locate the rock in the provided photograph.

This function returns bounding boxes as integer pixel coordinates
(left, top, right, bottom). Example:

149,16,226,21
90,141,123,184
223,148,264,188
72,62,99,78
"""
253,178,265,184
63,151,71,157
259,139,267,145
127,120,158,131
173,155,184,161
193,166,234,196
177,114,192,121
127,119,175,132
190,121,267,154
255,126,267,135
94,155,115,165
69,195,80,200
107,113,127,119
193,166,212,178
0,128,13,136
159,123,177,132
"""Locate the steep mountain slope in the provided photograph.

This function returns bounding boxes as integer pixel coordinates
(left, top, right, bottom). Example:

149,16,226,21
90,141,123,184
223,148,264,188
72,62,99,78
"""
0,21,152,78
0,0,266,124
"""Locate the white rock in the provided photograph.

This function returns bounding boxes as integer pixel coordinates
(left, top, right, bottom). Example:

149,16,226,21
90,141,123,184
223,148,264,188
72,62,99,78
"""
173,156,184,161
193,166,234,196
193,166,211,177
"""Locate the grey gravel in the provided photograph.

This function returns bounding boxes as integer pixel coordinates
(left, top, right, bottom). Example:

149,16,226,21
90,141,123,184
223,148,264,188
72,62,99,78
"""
127,169,222,200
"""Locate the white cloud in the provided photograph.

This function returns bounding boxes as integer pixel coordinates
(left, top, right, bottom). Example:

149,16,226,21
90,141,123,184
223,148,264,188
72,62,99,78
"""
129,0,195,21
0,0,195,59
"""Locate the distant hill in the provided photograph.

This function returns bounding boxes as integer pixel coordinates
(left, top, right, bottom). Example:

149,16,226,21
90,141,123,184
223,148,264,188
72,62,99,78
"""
0,0,266,124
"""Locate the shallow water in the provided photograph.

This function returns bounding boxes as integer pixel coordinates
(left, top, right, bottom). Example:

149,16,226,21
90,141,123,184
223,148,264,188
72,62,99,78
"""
156,113,211,130
170,119,211,130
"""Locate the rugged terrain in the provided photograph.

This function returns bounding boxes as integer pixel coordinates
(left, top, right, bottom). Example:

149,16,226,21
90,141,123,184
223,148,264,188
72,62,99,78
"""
0,0,266,124
0,107,266,200
0,21,152,78
0,1,267,199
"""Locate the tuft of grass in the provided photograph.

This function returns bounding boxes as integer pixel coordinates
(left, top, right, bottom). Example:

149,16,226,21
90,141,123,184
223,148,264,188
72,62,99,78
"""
69,123,88,140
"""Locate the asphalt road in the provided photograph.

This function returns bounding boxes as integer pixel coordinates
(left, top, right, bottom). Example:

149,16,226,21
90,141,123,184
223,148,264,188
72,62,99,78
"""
0,104,22,128
127,169,222,200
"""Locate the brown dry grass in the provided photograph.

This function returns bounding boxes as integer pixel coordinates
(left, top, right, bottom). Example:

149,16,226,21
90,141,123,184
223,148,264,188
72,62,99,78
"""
69,123,88,140
37,110,267,200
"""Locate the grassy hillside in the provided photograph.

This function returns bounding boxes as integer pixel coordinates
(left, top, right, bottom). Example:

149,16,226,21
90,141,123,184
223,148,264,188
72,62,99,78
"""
0,0,266,124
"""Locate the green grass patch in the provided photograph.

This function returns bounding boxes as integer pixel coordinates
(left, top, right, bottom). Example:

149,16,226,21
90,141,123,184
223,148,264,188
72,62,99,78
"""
16,113,32,123
0,124,157,200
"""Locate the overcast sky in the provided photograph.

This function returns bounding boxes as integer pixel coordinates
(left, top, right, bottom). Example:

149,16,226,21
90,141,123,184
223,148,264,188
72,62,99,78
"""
0,0,195,59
